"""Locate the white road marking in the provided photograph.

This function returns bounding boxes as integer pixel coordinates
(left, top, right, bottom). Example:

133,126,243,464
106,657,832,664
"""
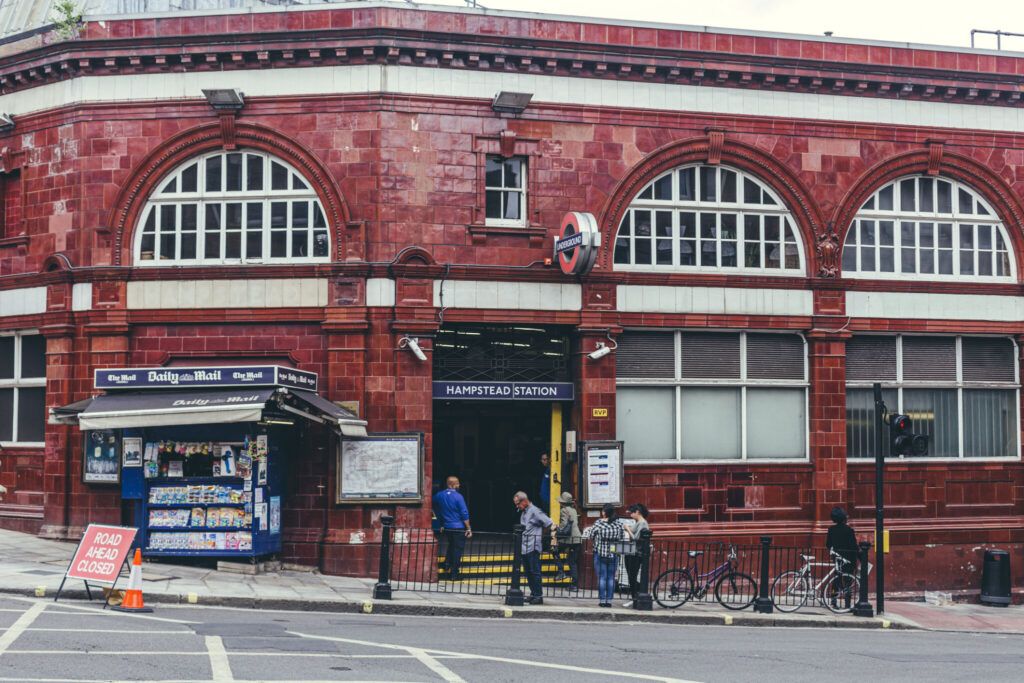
290,630,698,683
4,650,420,658
205,635,235,682
0,679,421,683
0,603,46,656
8,597,197,625
408,647,467,682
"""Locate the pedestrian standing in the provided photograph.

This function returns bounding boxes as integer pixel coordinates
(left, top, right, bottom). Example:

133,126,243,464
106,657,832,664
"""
554,491,582,589
513,491,557,604
588,503,626,607
825,506,858,609
432,476,472,580
536,452,551,514
622,503,650,607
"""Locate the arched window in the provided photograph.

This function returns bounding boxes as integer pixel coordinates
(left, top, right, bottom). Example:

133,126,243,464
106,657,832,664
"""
134,150,330,265
612,164,804,274
842,176,1013,280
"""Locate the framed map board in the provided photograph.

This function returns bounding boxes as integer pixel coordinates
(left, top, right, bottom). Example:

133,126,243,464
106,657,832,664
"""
337,433,423,503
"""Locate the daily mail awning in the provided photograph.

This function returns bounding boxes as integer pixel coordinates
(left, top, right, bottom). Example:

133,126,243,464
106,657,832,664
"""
52,387,368,436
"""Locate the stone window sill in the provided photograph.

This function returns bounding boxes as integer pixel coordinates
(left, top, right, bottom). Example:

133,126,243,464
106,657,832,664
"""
467,224,547,246
0,235,28,249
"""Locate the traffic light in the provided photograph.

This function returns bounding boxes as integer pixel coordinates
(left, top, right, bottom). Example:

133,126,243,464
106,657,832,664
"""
888,413,928,456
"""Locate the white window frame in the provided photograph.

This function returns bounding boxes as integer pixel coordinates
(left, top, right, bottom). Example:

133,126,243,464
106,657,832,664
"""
843,176,1016,282
846,334,1021,461
133,149,331,266
617,330,809,463
484,155,528,228
612,164,806,275
0,330,46,447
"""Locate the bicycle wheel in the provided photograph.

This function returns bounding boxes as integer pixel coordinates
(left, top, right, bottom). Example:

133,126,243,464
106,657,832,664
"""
823,572,860,614
770,571,810,613
714,571,757,610
653,568,695,609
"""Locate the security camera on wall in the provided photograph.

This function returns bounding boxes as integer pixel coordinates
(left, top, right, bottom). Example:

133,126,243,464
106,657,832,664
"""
400,336,428,362
588,343,612,360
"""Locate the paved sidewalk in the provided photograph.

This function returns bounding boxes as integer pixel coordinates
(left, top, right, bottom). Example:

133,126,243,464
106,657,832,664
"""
0,528,1015,632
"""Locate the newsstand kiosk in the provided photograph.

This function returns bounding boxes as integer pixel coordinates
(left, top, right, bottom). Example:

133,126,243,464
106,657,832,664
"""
53,365,366,561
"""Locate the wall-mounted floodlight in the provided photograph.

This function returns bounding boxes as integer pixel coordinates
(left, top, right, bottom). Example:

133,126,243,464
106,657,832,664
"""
202,89,245,111
399,336,428,361
491,91,533,114
0,114,14,133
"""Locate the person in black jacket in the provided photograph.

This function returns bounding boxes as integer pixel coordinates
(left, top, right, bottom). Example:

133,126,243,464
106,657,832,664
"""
825,506,858,609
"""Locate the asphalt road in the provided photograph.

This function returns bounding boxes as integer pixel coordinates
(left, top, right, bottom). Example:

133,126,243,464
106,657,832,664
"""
0,595,1021,682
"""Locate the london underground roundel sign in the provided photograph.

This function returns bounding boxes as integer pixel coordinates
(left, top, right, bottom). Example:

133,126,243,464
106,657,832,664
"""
554,212,601,276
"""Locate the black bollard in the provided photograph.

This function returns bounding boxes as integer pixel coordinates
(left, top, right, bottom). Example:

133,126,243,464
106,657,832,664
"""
852,541,874,617
505,524,525,607
373,515,394,600
753,535,773,613
633,528,654,611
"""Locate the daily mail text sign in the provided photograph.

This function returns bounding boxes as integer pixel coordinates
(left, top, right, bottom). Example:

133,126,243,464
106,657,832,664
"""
95,365,317,392
432,381,575,401
65,524,138,585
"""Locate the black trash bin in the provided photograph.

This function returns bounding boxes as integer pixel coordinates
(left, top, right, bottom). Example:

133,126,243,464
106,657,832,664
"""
980,549,1011,606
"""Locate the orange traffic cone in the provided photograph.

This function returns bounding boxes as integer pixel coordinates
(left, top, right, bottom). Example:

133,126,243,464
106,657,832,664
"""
112,549,153,613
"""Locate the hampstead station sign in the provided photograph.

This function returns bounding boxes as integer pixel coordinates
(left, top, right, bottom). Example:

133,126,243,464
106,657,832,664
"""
433,381,575,401
95,365,318,392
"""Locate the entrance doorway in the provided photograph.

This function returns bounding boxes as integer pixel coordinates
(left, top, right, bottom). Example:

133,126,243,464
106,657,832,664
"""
433,400,549,532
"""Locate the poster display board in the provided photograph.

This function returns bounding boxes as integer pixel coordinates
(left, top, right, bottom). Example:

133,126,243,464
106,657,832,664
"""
122,437,143,468
580,441,624,509
338,433,422,503
83,430,120,484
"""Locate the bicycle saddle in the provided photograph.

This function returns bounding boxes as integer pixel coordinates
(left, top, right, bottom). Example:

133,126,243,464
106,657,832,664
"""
801,554,815,561
688,550,704,558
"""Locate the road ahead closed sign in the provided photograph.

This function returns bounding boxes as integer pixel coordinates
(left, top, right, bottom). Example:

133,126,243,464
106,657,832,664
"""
65,524,138,584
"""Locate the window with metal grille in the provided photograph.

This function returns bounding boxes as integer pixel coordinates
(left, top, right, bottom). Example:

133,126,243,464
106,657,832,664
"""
616,331,807,461
134,150,330,265
845,335,1019,459
842,176,1014,281
612,164,804,274
0,332,46,446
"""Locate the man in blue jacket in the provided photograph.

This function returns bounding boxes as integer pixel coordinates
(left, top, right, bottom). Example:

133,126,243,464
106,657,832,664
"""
432,476,472,580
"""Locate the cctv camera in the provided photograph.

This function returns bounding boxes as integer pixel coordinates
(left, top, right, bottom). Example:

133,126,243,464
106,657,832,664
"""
401,337,428,361
588,343,611,360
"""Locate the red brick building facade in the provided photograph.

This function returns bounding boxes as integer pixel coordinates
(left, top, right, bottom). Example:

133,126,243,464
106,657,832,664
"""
1,2,1022,591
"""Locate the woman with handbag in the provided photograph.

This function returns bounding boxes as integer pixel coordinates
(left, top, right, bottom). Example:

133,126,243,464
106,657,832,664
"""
587,504,626,607
623,503,650,607
554,492,582,588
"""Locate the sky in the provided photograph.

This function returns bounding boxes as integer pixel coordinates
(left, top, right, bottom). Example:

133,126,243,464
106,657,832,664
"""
440,0,1024,51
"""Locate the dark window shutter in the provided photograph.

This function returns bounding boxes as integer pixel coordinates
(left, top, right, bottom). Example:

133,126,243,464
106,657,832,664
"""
902,336,956,382
962,337,1016,383
846,336,897,382
680,333,740,379
617,333,675,379
746,334,805,380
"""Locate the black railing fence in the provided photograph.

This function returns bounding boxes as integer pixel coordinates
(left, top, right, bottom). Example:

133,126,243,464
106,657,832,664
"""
375,518,873,615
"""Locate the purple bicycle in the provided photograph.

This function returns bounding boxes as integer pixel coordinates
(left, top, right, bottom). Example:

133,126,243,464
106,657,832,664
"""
653,545,758,610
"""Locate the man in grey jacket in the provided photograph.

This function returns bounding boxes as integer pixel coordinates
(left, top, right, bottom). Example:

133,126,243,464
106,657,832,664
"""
513,491,557,604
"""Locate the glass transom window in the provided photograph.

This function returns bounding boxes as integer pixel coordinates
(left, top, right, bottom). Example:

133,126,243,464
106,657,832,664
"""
613,164,804,274
135,150,330,265
842,176,1014,280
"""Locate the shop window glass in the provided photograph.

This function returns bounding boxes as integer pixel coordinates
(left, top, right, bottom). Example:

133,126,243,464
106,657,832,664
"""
846,335,1018,459
0,334,46,445
681,388,741,459
746,388,805,458
134,150,330,266
617,388,675,461
842,176,1013,281
613,164,804,274
484,155,527,227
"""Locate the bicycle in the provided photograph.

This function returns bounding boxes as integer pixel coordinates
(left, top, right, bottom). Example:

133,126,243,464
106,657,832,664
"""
770,549,861,614
652,545,757,610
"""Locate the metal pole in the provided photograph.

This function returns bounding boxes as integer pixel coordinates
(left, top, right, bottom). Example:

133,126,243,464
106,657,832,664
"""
852,541,874,617
505,524,525,606
373,515,394,600
633,528,653,611
753,535,773,614
873,382,885,614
